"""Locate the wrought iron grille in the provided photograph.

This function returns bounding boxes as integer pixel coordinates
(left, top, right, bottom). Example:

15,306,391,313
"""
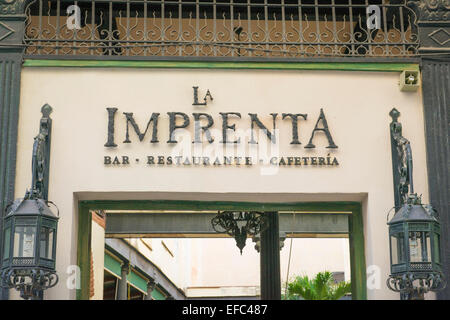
24,0,419,58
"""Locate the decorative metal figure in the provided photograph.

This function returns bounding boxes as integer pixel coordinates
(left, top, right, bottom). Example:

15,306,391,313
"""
31,104,52,200
1,104,59,300
211,211,268,254
389,107,414,206
387,108,446,300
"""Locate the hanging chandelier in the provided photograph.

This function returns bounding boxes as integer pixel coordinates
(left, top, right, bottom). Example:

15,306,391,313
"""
211,211,268,254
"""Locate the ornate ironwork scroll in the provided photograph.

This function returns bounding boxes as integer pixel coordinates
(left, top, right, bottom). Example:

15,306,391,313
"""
1,268,58,300
387,271,446,299
211,211,268,254
23,0,419,58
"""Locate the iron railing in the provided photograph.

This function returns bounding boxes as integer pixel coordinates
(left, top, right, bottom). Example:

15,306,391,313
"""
24,0,419,58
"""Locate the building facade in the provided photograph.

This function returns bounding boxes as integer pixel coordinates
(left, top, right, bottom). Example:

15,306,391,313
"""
0,0,448,300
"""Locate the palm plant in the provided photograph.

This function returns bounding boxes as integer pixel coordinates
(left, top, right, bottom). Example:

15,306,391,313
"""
284,271,351,300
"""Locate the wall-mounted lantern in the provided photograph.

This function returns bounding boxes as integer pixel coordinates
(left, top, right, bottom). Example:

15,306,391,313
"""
1,104,58,300
1,195,59,299
387,108,446,300
387,194,445,299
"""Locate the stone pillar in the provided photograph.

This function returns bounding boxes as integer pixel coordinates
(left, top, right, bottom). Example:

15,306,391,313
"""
0,0,28,301
409,0,450,300
117,262,129,300
260,212,281,300
145,278,156,300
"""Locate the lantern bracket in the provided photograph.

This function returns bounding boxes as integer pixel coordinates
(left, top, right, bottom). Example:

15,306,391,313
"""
46,200,60,217
387,271,446,299
1,268,59,300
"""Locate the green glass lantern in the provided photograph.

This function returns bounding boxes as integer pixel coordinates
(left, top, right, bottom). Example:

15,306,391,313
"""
1,195,59,299
2,197,58,271
387,194,445,296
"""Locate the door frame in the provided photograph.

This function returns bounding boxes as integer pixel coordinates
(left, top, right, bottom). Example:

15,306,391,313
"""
77,200,366,300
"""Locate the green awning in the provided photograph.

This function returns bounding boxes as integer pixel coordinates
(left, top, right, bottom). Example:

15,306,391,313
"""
104,252,122,277
104,252,167,299
152,288,166,300
128,270,147,293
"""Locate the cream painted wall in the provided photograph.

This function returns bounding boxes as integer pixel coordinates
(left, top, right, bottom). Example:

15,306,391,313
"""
124,238,192,291
15,67,429,300
280,238,351,283
186,237,350,288
90,220,105,300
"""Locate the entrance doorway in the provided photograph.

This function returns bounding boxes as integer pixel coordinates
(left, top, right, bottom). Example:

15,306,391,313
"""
77,200,366,300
